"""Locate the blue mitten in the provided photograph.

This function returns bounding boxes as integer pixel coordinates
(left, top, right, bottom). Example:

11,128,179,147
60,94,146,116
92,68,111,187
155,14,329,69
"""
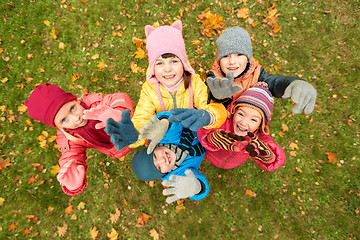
169,108,211,131
206,72,242,99
104,109,138,150
282,80,317,114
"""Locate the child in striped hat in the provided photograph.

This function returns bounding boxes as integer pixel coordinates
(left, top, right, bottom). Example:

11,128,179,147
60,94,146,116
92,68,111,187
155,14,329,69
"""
197,83,286,171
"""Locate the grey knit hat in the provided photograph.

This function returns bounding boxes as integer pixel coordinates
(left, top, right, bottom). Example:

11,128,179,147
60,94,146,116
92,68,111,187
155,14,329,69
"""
215,26,253,62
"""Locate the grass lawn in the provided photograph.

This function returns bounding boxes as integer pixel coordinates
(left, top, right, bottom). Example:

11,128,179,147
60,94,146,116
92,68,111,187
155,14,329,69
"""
0,0,359,239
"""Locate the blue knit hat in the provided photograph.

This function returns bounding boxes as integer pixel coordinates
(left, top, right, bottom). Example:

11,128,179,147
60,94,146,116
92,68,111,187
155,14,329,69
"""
131,148,166,181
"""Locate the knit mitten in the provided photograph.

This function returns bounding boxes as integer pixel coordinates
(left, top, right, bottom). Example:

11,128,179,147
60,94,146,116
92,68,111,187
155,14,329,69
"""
169,108,211,131
83,105,122,129
162,169,202,204
139,116,169,154
207,129,247,151
245,132,275,164
105,109,138,150
282,80,317,114
206,72,242,99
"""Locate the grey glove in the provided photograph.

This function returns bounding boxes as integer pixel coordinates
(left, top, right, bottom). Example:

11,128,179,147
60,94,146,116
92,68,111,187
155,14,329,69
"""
282,80,317,114
139,116,169,154
206,71,242,99
161,169,201,204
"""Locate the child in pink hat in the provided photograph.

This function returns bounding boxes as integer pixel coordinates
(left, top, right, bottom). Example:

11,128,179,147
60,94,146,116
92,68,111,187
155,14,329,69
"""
25,83,134,195
129,20,227,149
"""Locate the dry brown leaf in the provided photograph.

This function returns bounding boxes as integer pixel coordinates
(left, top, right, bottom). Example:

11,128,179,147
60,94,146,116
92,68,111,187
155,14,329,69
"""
295,167,303,173
110,208,121,223
0,158,11,170
65,205,73,215
58,224,68,237
325,152,336,163
150,228,160,240
245,189,256,197
136,212,152,227
90,226,99,240
289,151,297,157
8,223,17,231
281,124,289,132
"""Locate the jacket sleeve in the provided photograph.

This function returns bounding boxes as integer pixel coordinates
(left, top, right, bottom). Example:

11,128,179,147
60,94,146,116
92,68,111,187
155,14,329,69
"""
192,75,227,129
197,127,223,151
258,67,300,98
252,134,286,171
188,168,210,201
56,130,88,195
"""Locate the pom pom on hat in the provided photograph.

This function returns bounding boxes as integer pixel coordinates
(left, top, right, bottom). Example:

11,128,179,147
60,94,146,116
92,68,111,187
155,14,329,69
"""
131,148,166,181
144,20,195,83
231,83,274,134
24,83,77,128
216,26,253,62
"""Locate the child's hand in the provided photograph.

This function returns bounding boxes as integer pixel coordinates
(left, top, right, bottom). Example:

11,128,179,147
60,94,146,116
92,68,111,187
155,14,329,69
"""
169,108,211,131
139,116,169,154
83,105,122,129
282,80,317,114
104,109,138,150
57,164,86,191
206,72,242,99
207,129,248,151
246,132,275,164
161,169,202,204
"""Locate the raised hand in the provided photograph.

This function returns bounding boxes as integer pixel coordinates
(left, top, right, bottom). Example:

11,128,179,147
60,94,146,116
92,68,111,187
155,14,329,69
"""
161,169,202,204
104,109,138,150
139,116,169,154
282,80,317,114
206,72,242,99
57,164,86,191
245,132,275,164
169,108,211,131
83,105,122,129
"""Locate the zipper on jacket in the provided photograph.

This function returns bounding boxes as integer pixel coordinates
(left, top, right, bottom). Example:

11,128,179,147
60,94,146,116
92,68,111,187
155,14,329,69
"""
221,151,237,168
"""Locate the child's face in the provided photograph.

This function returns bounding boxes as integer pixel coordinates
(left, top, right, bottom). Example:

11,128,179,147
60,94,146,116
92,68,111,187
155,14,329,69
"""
219,53,248,77
232,106,262,136
153,146,176,173
154,55,184,88
54,100,88,129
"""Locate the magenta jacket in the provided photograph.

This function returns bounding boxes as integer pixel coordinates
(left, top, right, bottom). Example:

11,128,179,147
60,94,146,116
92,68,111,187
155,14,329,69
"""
56,92,133,195
197,116,286,171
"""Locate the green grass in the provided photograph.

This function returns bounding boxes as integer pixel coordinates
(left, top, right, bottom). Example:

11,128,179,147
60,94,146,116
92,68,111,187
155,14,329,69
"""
1,0,359,239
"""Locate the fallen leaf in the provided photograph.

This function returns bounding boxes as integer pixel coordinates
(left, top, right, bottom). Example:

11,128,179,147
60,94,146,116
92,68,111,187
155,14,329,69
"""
50,165,60,175
59,42,66,49
192,40,201,46
134,48,145,59
26,215,38,223
91,54,99,60
237,7,248,19
65,205,73,215
22,227,32,236
289,151,297,157
32,163,44,171
24,74,34,82
289,142,299,150
132,37,144,48
110,208,121,223
325,152,336,163
71,73,80,82
278,131,285,137
78,201,86,210
44,20,50,26
136,212,152,227
107,228,118,240
1,77,8,83
58,223,68,237
90,226,99,240
245,189,256,197
8,223,17,231
97,60,106,69
0,158,11,170
281,124,289,132
123,199,127,206
28,176,37,184
150,228,159,240
0,197,5,205
51,27,57,39
295,167,303,173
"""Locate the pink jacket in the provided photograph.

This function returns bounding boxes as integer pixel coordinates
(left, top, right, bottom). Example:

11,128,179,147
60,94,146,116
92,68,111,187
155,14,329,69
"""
56,92,133,195
197,116,286,171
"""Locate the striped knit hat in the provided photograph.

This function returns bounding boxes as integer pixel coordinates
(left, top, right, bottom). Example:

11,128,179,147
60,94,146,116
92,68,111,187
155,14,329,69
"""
230,83,274,135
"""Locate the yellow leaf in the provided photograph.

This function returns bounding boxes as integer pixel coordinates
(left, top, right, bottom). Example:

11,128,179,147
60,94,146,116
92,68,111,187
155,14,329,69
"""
130,62,140,73
281,124,289,132
295,167,303,173
48,135,57,142
134,48,145,59
18,104,27,113
48,206,55,213
0,197,5,205
59,42,66,49
90,226,99,240
192,40,201,46
278,131,285,137
71,73,80,82
289,142,299,150
123,199,127,206
65,205,73,215
97,60,106,69
91,78,99,82
110,207,121,223
28,176,37,184
237,7,248,19
1,77,8,83
152,21,160,28
24,74,34,83
44,20,50,26
51,27,57,39
0,158,12,170
132,37,144,48
77,201,86,210
96,21,101,26
107,228,118,240
290,151,297,157
70,214,77,220
91,54,99,60
51,165,60,175
150,228,159,240
42,131,49,137
245,189,256,197
58,223,68,237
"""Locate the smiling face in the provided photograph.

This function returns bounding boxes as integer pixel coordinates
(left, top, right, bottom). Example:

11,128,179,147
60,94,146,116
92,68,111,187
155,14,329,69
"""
54,100,88,129
154,55,184,88
232,106,262,136
153,146,176,173
219,53,248,77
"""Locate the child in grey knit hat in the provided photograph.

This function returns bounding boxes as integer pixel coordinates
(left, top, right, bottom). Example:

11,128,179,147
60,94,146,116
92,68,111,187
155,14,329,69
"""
206,26,317,115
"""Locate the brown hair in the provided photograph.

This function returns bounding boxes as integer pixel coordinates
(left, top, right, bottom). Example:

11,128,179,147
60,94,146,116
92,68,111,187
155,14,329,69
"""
161,53,191,90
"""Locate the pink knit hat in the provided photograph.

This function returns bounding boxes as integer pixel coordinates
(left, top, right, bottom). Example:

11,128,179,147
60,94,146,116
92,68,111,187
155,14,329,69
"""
145,20,195,83
24,83,77,127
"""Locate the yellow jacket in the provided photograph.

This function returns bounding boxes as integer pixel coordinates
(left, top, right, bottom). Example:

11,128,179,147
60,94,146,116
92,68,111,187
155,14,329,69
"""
130,74,227,147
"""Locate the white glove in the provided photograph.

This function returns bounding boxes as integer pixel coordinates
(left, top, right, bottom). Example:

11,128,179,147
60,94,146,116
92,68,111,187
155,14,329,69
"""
282,80,317,114
161,169,201,204
139,116,169,154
